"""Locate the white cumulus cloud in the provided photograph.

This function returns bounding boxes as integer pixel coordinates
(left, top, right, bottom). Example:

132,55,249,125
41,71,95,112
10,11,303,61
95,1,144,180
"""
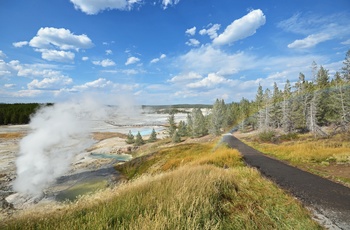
187,73,237,88
29,27,93,50
150,54,166,63
92,59,116,67
185,26,196,36
212,9,266,46
36,49,75,63
199,24,221,39
162,0,180,9
27,76,73,89
70,0,141,14
73,78,112,90
13,41,29,48
125,56,140,65
186,39,200,47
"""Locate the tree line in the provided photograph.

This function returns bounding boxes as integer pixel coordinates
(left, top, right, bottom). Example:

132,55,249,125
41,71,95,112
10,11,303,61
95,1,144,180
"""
166,50,350,140
0,103,46,125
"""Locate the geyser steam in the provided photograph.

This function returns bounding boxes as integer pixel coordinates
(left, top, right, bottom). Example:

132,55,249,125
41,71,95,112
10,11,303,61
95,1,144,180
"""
13,97,107,196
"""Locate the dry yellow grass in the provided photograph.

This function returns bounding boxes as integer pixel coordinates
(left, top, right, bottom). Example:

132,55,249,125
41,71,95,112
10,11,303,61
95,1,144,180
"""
2,140,321,229
242,133,350,186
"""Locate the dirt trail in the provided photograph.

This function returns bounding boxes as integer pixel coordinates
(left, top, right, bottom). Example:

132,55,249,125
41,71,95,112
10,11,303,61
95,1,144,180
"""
222,134,350,230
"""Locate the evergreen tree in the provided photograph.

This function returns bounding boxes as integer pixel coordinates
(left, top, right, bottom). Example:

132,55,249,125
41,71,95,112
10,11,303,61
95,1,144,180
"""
262,88,271,130
237,98,251,131
271,82,283,128
315,66,330,125
291,73,310,131
134,131,145,146
282,80,293,133
342,49,350,81
255,84,264,130
172,130,181,143
177,120,187,137
167,113,176,137
191,108,207,137
126,130,135,144
186,114,193,137
209,99,227,136
148,128,157,143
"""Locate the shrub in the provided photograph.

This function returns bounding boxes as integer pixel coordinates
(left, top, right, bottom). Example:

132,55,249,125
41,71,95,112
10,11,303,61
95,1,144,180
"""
258,130,277,142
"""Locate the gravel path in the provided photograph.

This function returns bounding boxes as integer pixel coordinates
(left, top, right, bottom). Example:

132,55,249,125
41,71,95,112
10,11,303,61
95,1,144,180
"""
222,134,350,230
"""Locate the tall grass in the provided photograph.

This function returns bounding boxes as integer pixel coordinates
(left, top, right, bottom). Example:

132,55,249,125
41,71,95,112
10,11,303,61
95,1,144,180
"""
2,142,321,229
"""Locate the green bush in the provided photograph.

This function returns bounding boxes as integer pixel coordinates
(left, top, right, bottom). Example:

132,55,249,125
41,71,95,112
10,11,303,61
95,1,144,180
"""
258,130,277,142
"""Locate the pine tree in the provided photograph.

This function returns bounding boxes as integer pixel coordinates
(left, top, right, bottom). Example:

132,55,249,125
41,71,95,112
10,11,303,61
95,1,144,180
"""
134,131,145,146
282,80,293,133
186,114,193,137
262,88,271,130
209,99,227,136
177,120,187,137
148,128,157,142
255,84,264,130
125,130,135,144
342,49,350,81
191,108,207,137
167,113,176,137
315,66,330,126
172,130,181,143
271,82,282,128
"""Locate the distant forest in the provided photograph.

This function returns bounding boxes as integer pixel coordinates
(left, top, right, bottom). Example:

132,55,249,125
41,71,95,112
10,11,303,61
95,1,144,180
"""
0,103,51,125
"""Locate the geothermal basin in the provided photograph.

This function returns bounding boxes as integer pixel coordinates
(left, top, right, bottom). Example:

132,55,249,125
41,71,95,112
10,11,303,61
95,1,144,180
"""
0,107,189,219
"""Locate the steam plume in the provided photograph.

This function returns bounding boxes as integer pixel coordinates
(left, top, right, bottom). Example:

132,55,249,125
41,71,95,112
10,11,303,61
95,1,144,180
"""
13,97,107,196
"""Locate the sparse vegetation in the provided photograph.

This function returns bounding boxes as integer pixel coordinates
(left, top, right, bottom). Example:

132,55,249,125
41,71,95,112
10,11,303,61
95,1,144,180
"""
2,141,321,229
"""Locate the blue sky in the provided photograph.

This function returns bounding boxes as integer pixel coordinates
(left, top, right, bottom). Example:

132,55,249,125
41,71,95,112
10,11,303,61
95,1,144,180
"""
1,0,349,105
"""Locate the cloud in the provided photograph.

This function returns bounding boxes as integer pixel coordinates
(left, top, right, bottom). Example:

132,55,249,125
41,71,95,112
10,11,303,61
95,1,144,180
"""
106,49,113,55
185,26,196,36
150,54,166,64
82,56,89,61
279,12,350,49
92,59,116,67
29,27,93,50
70,0,141,15
162,0,180,9
13,41,28,48
4,84,15,88
36,49,75,63
125,56,140,65
168,71,202,83
287,33,332,49
341,39,350,45
0,50,6,58
186,39,200,47
73,78,112,90
179,45,255,75
186,73,238,88
212,9,266,46
27,76,73,89
199,24,221,39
